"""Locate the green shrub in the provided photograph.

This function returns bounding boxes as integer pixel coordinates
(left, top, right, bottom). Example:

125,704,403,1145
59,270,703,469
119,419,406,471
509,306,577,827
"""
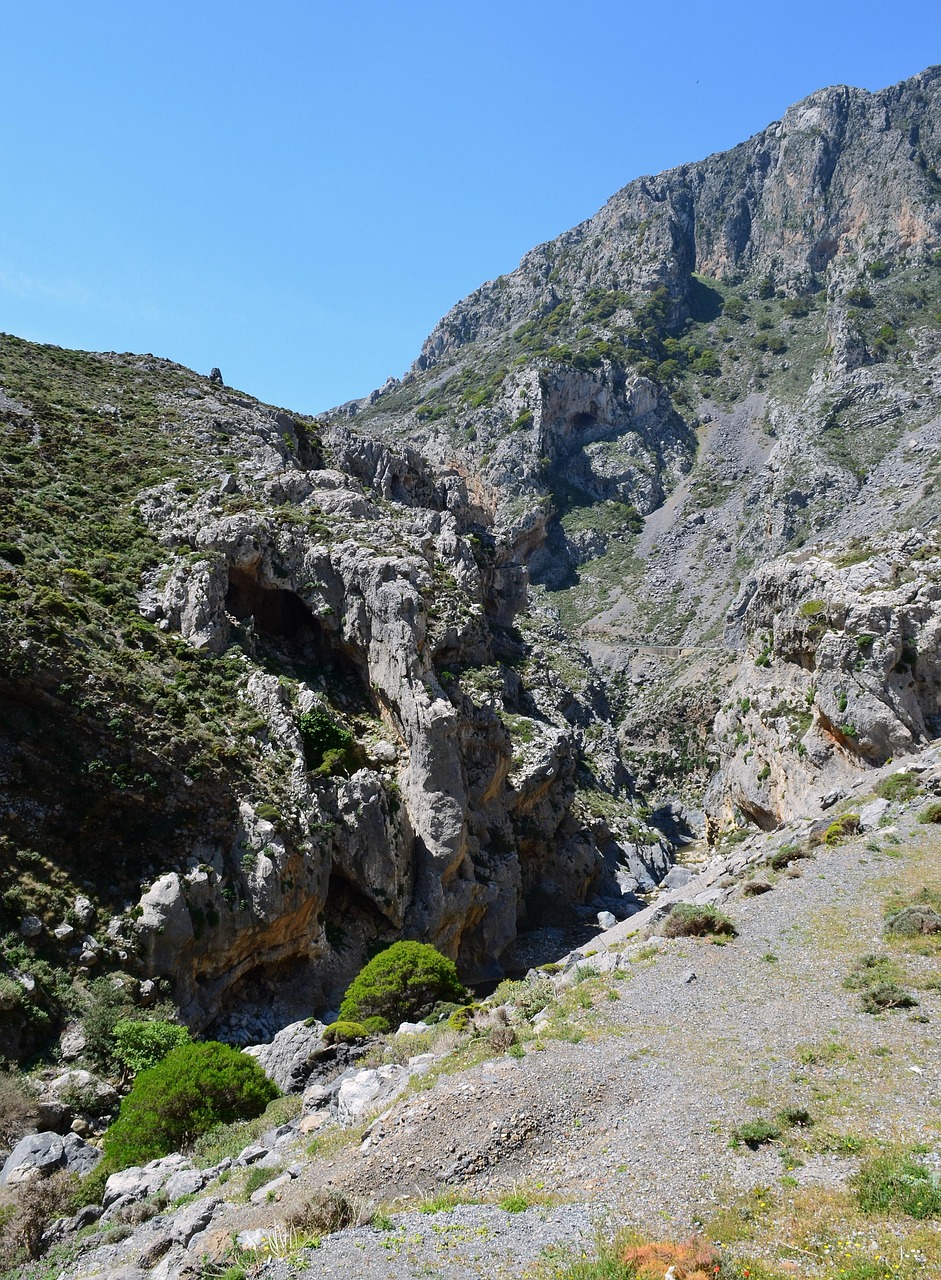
844,953,917,1014
799,598,827,618
112,1018,192,1076
321,1020,370,1045
661,904,736,940
859,983,918,1014
297,705,356,773
918,801,941,825
491,975,553,1020
101,1041,279,1171
823,813,860,845
339,941,467,1033
853,1149,941,1218
447,1004,480,1033
768,842,808,871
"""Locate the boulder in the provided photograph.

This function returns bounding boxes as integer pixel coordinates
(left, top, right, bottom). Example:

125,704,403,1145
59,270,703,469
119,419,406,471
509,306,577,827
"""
860,797,891,831
169,1195,221,1244
336,1065,409,1126
103,1154,192,1207
0,1130,101,1185
0,1133,66,1186
46,1069,119,1116
242,1019,327,1092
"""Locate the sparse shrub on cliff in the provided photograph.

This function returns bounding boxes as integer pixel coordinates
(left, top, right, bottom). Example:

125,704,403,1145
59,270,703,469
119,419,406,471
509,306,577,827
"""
322,1020,370,1045
101,1041,278,1171
339,941,467,1033
297,705,357,774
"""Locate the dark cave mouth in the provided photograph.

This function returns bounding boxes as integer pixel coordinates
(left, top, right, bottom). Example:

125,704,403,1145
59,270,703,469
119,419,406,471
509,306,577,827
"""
224,566,370,705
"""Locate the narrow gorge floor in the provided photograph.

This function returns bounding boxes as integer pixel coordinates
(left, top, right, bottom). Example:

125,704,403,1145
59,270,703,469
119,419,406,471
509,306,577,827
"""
223,808,941,1277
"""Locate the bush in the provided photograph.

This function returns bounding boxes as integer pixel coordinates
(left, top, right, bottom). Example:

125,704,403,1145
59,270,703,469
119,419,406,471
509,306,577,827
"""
0,1071,36,1146
854,1149,941,1218
339,942,467,1033
0,1171,76,1263
297,706,356,773
491,975,553,1020
112,1018,192,1076
823,813,861,845
731,1117,781,1148
285,1188,367,1235
447,1004,480,1033
620,1237,722,1279
859,982,918,1014
661,904,737,940
101,1041,279,1170
918,801,941,824
768,842,809,871
884,904,941,937
321,1020,370,1046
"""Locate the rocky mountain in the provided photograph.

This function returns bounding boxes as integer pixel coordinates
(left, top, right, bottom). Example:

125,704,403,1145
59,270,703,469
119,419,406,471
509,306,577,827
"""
2,64,941,1069
334,62,941,812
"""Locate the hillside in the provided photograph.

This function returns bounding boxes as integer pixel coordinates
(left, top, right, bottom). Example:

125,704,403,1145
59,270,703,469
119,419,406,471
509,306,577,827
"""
2,61,941,1280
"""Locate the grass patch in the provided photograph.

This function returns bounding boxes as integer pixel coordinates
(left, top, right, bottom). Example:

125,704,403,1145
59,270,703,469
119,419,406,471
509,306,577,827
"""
853,1148,941,1219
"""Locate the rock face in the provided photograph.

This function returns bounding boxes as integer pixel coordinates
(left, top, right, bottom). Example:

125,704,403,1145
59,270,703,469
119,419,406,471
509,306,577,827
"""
706,533,941,828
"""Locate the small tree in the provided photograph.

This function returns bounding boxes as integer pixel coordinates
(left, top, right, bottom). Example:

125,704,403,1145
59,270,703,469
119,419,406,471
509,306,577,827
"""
102,1041,278,1170
339,941,467,1032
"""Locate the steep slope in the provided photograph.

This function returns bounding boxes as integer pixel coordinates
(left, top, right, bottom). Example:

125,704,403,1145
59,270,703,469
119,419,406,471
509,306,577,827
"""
0,339,661,1060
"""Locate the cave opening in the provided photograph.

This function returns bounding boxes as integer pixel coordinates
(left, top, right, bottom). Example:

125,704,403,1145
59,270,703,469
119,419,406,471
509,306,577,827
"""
225,566,370,708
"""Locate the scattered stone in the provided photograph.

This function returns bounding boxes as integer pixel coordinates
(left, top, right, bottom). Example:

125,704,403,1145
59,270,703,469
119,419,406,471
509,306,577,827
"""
19,915,43,938
597,911,617,929
73,895,96,927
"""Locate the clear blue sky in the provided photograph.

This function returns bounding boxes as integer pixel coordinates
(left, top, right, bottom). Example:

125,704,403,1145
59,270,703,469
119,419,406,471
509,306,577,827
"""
1,2,938,414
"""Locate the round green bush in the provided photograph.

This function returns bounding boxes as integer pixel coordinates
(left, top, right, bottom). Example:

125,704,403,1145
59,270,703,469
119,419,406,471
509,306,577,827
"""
339,941,467,1033
102,1041,278,1170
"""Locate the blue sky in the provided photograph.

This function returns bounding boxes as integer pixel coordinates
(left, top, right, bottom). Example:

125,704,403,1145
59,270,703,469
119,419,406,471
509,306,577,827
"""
1,2,939,414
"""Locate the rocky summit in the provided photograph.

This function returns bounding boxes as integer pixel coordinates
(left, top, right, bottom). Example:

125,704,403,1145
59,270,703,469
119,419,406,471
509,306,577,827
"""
2,64,941,1280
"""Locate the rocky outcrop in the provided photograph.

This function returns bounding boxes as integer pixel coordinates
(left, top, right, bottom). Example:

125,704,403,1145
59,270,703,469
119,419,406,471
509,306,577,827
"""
108,389,656,1025
706,533,941,829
